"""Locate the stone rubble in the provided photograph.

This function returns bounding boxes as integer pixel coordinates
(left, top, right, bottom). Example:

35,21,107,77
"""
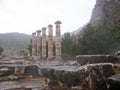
107,74,120,90
41,63,115,90
0,55,120,90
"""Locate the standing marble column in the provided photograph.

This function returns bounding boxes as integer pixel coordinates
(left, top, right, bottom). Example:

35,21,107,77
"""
55,21,62,60
32,32,37,56
36,30,41,56
48,24,54,60
42,27,47,60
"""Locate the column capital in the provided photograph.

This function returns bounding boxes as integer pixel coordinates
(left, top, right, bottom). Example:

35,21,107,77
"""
32,32,36,36
48,24,53,28
36,30,41,33
42,27,46,30
55,20,62,24
36,30,41,35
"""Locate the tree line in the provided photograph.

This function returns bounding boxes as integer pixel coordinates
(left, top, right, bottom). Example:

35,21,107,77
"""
62,22,120,59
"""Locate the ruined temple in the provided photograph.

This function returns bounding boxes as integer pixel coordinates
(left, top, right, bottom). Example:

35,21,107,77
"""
31,21,62,60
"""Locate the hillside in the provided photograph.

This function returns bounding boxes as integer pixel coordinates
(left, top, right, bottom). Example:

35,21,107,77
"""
71,28,82,35
0,33,31,55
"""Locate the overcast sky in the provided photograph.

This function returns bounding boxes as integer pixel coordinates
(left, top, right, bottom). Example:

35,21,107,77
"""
0,0,96,35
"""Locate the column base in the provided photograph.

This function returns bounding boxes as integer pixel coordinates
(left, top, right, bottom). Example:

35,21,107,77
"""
55,56,62,60
42,57,47,60
32,56,41,60
47,56,55,60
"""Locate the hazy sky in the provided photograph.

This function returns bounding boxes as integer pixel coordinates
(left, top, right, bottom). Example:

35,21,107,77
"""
0,0,96,35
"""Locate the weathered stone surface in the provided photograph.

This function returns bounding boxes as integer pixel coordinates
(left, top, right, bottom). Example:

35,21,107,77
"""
55,21,62,60
15,66,25,75
70,61,81,67
48,24,54,60
42,27,47,60
41,63,115,90
24,65,40,77
0,78,46,90
0,56,119,90
0,66,15,76
0,75,19,81
36,30,41,57
32,32,37,56
0,57,41,78
0,56,48,89
107,74,120,90
76,55,118,65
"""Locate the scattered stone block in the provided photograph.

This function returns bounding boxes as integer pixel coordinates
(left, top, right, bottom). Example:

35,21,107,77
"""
15,66,25,75
41,63,115,90
0,66,15,76
107,74,120,90
24,65,40,77
76,55,119,65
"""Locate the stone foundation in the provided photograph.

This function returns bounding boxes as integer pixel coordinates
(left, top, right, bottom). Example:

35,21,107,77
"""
76,54,119,65
41,63,115,90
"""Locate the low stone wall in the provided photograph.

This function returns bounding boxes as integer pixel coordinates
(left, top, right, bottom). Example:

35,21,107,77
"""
76,55,119,65
41,63,115,90
0,65,40,82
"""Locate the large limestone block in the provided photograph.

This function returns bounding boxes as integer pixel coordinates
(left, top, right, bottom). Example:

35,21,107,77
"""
41,63,114,90
76,55,118,65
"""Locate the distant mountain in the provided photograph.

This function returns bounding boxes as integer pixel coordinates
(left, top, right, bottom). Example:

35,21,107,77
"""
72,29,79,35
71,27,82,35
0,32,31,55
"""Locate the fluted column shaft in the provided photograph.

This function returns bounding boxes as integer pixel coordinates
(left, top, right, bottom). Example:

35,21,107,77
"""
32,32,37,56
36,30,41,56
42,27,47,60
48,24,53,59
55,21,62,60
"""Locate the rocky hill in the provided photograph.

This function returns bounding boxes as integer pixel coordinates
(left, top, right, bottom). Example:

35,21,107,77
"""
71,27,82,35
90,0,120,25
76,0,120,37
0,33,31,55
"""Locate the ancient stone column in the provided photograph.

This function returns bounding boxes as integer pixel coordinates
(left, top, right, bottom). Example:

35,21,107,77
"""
48,24,54,60
42,27,47,60
36,30,41,56
32,32,37,56
55,21,62,60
